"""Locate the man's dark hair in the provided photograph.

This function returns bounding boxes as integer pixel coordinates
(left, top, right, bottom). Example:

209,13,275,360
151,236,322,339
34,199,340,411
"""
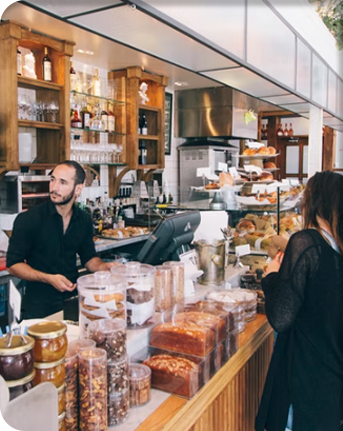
54,160,86,185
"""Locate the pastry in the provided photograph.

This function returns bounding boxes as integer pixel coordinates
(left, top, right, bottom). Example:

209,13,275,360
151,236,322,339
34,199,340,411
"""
268,146,277,155
257,146,269,155
150,322,215,357
205,182,220,190
264,161,276,169
143,354,201,398
243,148,257,156
236,219,256,234
259,172,274,181
219,172,234,187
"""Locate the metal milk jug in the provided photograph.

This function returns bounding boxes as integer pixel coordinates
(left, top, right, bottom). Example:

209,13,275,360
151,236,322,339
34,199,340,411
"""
194,239,226,285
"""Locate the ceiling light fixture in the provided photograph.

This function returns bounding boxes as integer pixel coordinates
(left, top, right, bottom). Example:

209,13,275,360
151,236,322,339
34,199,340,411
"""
76,49,94,56
174,81,189,87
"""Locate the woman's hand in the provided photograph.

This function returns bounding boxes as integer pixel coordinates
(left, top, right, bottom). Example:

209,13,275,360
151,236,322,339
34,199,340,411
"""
265,251,284,275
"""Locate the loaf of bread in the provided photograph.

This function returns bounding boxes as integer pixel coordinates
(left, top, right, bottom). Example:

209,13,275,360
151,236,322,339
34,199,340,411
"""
150,322,215,357
264,161,276,169
173,311,226,343
143,354,201,397
257,146,269,155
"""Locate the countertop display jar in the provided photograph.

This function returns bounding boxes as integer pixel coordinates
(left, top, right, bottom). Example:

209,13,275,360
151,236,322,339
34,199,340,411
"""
34,357,65,388
68,338,96,354
27,321,68,362
0,334,35,381
65,348,78,431
88,318,126,362
163,261,185,305
79,348,107,431
111,262,156,328
129,363,151,407
6,369,35,401
108,389,130,426
77,271,126,337
154,266,172,312
57,383,66,415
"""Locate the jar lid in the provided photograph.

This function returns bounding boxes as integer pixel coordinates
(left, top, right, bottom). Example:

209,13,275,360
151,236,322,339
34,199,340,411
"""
129,363,151,380
0,335,35,356
34,357,65,369
57,383,66,393
58,411,66,421
27,321,67,339
6,370,36,388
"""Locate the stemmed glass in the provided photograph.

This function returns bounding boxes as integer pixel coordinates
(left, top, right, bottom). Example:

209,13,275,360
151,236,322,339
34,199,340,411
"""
48,101,59,123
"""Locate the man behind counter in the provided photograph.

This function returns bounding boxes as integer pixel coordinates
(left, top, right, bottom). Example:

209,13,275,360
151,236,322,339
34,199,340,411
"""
7,160,117,318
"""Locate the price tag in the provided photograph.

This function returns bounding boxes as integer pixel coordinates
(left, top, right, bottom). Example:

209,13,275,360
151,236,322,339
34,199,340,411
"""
229,167,239,178
179,249,198,267
244,165,262,174
196,167,211,178
290,179,300,186
281,179,290,185
235,244,251,257
218,162,227,173
252,184,268,194
9,280,21,321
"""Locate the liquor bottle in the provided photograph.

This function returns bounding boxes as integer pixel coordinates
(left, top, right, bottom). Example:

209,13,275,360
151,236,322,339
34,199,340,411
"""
107,102,115,133
42,47,52,82
70,61,78,92
265,124,268,139
139,139,147,165
288,123,294,137
141,113,148,135
101,102,108,132
283,123,289,137
17,47,22,76
81,100,91,129
92,68,101,97
138,113,141,135
261,124,266,139
71,105,82,128
276,122,284,137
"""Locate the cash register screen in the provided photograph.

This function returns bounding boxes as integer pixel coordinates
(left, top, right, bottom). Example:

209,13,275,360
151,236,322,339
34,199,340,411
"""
136,210,201,265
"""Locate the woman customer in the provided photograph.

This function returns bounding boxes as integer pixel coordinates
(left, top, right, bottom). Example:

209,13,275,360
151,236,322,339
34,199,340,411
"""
255,171,343,431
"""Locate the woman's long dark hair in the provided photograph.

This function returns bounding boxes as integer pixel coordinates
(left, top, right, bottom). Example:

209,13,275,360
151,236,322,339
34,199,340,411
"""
302,171,343,254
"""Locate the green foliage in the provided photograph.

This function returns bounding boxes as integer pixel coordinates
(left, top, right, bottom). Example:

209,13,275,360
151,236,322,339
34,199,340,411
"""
316,0,343,49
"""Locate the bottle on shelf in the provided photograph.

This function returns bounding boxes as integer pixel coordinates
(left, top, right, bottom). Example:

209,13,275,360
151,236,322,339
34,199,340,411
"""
283,123,289,137
92,68,101,97
42,47,52,82
288,123,294,136
71,105,82,128
140,113,148,135
162,193,167,204
70,61,78,92
81,99,91,129
107,101,115,133
265,124,268,139
17,47,22,76
168,193,173,205
139,139,147,165
276,122,284,137
101,102,108,132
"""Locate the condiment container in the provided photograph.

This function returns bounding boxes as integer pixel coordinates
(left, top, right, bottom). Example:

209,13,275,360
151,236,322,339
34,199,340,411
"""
6,370,35,401
27,321,67,362
79,348,107,431
108,389,130,426
68,338,96,353
65,348,78,431
129,363,151,407
111,262,156,328
107,354,129,394
58,411,66,431
77,271,126,337
163,261,185,305
0,334,35,380
33,357,65,388
154,266,172,312
88,318,126,362
57,383,66,415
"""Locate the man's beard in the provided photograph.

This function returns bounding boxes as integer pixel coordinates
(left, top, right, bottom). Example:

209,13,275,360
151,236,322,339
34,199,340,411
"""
50,185,77,206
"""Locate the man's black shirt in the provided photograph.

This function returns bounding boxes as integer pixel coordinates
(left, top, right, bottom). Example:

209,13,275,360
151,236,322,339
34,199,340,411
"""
7,200,97,317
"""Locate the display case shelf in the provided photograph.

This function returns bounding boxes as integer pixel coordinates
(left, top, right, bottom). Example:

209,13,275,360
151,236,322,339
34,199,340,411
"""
18,76,63,91
70,90,125,105
19,120,63,130
71,127,125,136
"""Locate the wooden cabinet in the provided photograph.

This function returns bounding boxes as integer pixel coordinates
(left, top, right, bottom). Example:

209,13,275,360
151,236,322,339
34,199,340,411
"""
108,67,168,190
0,20,74,177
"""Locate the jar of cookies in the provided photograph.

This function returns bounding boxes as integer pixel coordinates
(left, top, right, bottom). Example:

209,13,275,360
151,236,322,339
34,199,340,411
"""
77,271,126,337
111,262,156,328
162,261,185,305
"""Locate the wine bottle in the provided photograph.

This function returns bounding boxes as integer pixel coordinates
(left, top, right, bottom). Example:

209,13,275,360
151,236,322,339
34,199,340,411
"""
276,123,284,137
283,123,289,137
107,102,115,133
42,47,52,82
70,61,77,92
288,123,294,137
17,47,22,76
92,68,101,97
101,102,108,132
139,139,147,165
141,113,148,135
81,100,91,129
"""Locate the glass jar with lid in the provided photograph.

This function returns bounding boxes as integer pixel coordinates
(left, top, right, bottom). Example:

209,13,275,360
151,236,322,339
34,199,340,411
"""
6,369,35,401
68,338,96,354
0,334,35,380
129,363,151,407
65,348,78,431
154,266,172,312
77,271,126,338
27,321,67,362
111,262,156,328
163,261,185,305
34,357,65,388
88,318,126,362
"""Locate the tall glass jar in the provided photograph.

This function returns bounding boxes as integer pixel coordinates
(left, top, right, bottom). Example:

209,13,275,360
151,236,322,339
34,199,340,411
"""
79,348,107,431
65,348,78,431
154,266,172,312
77,271,126,337
88,318,126,362
111,262,156,328
162,261,185,305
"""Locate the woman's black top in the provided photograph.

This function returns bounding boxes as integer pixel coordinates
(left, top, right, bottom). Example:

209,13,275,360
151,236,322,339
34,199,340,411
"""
255,229,343,431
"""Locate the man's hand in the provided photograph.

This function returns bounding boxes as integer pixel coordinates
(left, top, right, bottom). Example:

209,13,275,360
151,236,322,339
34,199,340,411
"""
48,274,77,292
85,257,121,273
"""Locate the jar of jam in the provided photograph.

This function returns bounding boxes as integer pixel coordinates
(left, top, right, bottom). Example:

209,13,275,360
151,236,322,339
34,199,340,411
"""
58,411,66,431
0,335,35,381
57,383,66,415
34,357,65,388
27,321,68,362
7,370,35,401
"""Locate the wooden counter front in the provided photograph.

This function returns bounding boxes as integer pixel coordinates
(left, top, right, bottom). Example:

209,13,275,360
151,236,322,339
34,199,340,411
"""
136,314,273,431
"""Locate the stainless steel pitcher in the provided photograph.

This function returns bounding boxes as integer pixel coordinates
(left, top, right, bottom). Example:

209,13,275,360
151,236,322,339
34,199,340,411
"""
194,239,226,285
